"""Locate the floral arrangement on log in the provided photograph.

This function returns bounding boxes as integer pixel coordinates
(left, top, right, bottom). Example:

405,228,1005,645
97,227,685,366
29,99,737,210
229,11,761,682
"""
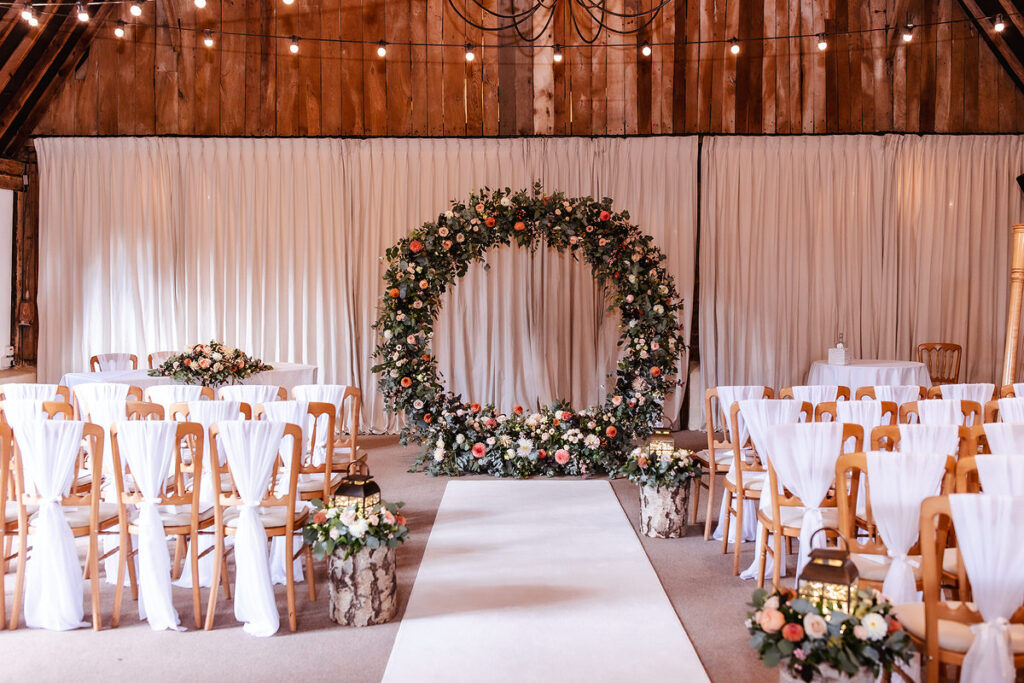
747,587,914,681
148,341,273,388
371,184,685,478
304,499,409,560
621,444,701,489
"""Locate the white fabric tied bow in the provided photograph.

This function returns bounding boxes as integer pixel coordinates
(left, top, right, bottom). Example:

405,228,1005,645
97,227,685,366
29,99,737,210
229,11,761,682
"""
217,420,287,637
116,420,183,631
965,618,1014,683
258,401,308,586
8,419,88,630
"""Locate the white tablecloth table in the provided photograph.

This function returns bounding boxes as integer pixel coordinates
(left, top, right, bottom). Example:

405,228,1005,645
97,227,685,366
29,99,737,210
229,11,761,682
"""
59,362,318,392
806,360,931,390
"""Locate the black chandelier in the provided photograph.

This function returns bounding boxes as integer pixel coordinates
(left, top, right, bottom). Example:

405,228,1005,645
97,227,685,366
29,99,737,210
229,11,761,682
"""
446,0,674,44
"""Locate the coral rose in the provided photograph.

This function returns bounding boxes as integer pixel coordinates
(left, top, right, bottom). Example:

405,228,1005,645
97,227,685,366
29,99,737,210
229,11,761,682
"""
400,377,412,388
423,414,432,423
514,221,525,231
472,442,486,458
485,216,495,227
409,239,423,253
513,405,524,415
470,402,481,413
599,210,611,221
419,280,429,290
313,511,328,524
650,366,662,377
396,515,406,526
888,619,903,634
605,425,617,438
781,623,804,642
422,353,431,361
758,608,786,634
475,203,485,213
554,449,570,465
637,456,649,468
538,449,547,459
485,417,497,428
389,288,400,298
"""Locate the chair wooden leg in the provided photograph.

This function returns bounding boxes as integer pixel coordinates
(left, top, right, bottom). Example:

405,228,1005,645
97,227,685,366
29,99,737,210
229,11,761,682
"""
690,475,701,525
123,534,139,602
285,533,297,632
204,532,224,631
220,550,232,601
703,474,717,540
89,532,102,630
732,493,745,576
756,524,769,590
771,532,784,591
172,535,186,580
112,529,128,628
305,543,316,602
9,528,27,629
190,534,202,630
0,532,6,630
719,489,732,555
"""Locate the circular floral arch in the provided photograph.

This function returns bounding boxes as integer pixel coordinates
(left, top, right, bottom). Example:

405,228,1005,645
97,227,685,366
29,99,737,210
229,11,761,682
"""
373,183,685,477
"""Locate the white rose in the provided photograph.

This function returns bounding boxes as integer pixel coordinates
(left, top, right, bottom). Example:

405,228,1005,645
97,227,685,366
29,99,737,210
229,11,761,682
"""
455,434,466,445
500,196,511,207
860,613,888,641
212,352,223,361
486,437,496,445
383,330,393,339
584,434,600,448
444,210,454,219
653,304,664,314
413,399,424,410
433,447,445,461
368,514,380,526
390,369,399,378
628,274,637,284
348,518,369,539
329,526,341,540
339,508,357,527
763,595,779,610
803,613,828,639
439,226,449,237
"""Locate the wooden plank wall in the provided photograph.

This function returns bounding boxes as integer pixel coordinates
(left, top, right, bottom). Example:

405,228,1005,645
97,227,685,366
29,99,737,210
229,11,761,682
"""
31,0,1024,137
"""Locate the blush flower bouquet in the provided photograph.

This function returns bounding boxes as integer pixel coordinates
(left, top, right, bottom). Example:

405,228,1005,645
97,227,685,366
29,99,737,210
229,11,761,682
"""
747,587,914,681
621,444,701,489
148,340,272,387
303,498,409,560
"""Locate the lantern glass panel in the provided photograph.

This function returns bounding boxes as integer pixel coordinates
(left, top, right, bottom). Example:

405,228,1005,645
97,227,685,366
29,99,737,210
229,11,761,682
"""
647,429,676,458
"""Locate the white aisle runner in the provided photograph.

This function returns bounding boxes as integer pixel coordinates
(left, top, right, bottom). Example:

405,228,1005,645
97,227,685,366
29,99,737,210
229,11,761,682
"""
382,481,708,682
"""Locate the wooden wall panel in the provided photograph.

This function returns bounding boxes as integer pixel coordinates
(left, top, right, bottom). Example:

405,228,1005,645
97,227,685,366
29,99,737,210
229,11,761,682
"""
29,0,1024,138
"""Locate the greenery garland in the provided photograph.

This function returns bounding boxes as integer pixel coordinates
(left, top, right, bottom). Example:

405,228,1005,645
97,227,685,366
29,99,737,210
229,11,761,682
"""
372,183,685,477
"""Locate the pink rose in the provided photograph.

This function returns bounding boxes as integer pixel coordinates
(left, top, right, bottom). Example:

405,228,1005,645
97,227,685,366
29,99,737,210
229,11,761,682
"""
199,358,211,369
472,442,486,458
554,449,570,465
758,608,786,634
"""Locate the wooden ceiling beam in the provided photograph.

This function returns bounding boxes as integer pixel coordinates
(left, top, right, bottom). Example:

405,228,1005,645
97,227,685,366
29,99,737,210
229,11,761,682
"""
959,0,1024,93
997,0,1024,36
0,5,73,93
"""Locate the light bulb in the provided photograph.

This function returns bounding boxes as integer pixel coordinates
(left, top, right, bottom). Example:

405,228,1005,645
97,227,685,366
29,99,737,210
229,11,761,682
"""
289,36,299,54
203,29,214,47
20,3,31,22
995,14,1006,32
901,24,913,42
465,44,475,62
194,0,206,7
76,2,89,22
283,0,295,4
377,41,387,58
114,20,125,38
553,45,563,63
641,42,652,57
129,2,142,17
729,39,740,55
28,12,38,26
817,34,827,51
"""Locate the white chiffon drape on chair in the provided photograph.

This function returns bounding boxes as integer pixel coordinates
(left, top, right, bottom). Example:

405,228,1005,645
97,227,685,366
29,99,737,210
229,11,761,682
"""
36,137,698,432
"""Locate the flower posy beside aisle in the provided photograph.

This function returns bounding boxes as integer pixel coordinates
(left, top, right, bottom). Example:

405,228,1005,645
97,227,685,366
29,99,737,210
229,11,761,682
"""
372,183,687,478
623,444,701,538
149,341,272,387
747,588,914,682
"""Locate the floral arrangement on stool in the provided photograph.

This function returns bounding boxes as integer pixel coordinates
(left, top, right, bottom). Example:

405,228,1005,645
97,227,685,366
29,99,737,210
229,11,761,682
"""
304,499,409,627
148,340,272,387
623,443,701,538
746,587,914,682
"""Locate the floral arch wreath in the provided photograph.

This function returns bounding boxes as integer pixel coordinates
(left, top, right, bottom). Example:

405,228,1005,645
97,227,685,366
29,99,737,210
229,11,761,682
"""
372,183,685,478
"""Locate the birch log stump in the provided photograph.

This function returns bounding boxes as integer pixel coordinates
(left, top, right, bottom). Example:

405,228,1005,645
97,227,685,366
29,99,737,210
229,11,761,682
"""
328,544,398,627
639,483,690,538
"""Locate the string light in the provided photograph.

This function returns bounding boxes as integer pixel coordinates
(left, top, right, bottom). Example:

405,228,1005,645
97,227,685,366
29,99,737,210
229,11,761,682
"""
194,0,206,7
553,44,562,62
28,8,37,25
816,34,827,51
641,41,652,57
282,0,295,4
129,1,142,17
729,38,740,55
901,24,913,42
376,40,387,57
464,44,475,61
75,1,88,22
20,2,31,21
113,19,125,38
203,29,214,47
289,35,299,53
994,14,1006,32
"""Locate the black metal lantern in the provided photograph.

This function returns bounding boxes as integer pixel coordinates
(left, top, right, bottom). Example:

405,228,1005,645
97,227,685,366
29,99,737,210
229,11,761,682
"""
333,461,381,511
647,429,676,459
797,529,859,615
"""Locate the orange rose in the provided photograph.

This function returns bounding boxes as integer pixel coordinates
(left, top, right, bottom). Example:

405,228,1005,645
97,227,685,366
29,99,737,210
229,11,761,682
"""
758,608,786,634
552,418,560,426
485,216,495,227
605,425,617,438
514,221,525,231
637,456,649,468
419,280,429,290
443,240,453,250
781,623,804,642
513,405,523,415
475,203,485,212
400,377,412,388
422,354,431,361
888,619,903,634
538,449,547,459
396,514,407,526
313,511,328,524
470,402,481,413
409,239,423,253
650,366,662,378
423,413,432,423
599,210,611,221
389,288,400,298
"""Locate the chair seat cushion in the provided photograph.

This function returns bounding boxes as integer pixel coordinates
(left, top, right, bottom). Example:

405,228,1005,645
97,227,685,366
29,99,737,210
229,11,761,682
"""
725,469,766,492
30,502,119,528
129,505,214,528
223,506,308,529
850,553,923,582
894,601,1024,654
4,501,36,524
942,547,960,575
762,506,839,530
296,472,345,494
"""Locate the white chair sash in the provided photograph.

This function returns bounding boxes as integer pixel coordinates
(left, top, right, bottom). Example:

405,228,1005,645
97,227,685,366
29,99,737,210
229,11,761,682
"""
766,422,845,576
940,383,994,406
293,384,349,464
916,399,965,426
836,401,884,449
789,385,839,405
258,401,308,586
896,424,960,457
1014,383,1024,399
948,494,1024,683
9,419,88,630
865,451,948,604
148,351,175,367
115,421,183,631
217,420,287,637
871,385,921,406
2,399,48,423
2,383,62,401
975,455,1024,495
95,353,134,371
714,386,766,447
997,398,1024,425
218,385,281,404
982,423,1024,455
144,385,206,411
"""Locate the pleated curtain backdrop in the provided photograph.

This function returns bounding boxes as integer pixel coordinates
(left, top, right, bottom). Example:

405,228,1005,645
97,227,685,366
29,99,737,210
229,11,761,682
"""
35,137,699,432
700,134,1024,392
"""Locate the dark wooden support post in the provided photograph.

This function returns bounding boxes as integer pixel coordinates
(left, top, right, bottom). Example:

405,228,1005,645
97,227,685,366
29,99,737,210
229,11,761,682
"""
11,149,37,365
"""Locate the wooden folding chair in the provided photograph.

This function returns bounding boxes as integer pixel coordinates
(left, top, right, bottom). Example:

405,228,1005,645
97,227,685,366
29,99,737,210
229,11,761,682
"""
916,343,961,385
89,354,139,372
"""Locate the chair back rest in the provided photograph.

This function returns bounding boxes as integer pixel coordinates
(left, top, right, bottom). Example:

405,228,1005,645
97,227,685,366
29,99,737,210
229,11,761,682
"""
209,421,302,509
0,399,73,423
854,385,925,403
73,382,143,418
255,400,335,474
765,422,861,509
927,383,995,404
217,384,286,404
916,343,961,385
0,383,70,402
972,422,1024,455
147,351,176,369
9,419,103,508
292,384,363,437
871,424,968,458
816,399,896,426
729,399,810,488
90,353,138,372
899,399,981,427
125,401,164,420
110,421,202,507
779,385,850,404
955,454,1024,494
143,384,214,410
985,397,1024,424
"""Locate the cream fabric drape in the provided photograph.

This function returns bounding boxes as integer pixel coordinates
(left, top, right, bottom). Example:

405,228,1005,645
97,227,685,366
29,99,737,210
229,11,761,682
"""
36,137,698,432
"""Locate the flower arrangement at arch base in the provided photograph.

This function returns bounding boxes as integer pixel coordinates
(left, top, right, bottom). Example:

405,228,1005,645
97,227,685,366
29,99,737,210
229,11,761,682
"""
149,340,272,388
747,587,914,682
372,184,686,478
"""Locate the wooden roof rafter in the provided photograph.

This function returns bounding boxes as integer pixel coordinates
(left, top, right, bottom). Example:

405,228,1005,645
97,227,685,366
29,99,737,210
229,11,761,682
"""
958,0,1024,94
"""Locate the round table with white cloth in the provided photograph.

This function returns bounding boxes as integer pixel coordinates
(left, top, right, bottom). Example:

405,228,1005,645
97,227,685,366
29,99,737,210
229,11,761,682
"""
59,361,318,391
806,359,931,389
